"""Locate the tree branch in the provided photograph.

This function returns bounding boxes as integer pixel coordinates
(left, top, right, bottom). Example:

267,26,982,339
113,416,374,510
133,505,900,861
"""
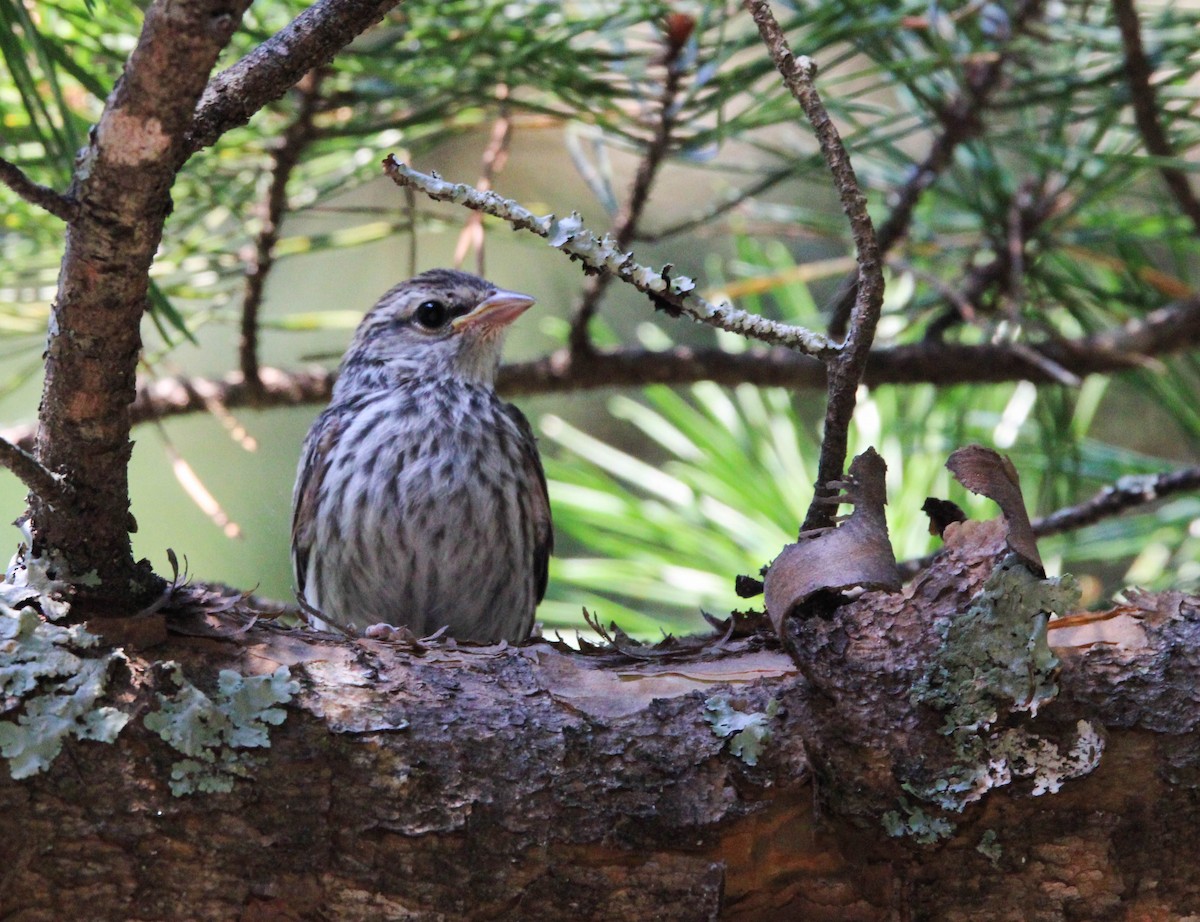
0,436,71,506
382,157,837,355
31,0,254,603
1112,0,1200,236
0,157,78,222
5,293,1195,452
240,69,325,397
1033,464,1200,537
568,18,692,356
744,0,885,530
185,0,402,158
900,463,1200,577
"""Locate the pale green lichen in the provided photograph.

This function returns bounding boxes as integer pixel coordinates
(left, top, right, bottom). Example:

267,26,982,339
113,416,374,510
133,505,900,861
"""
882,797,954,844
904,557,1102,814
144,663,299,796
0,548,130,779
913,557,1076,730
976,829,1003,866
704,696,780,766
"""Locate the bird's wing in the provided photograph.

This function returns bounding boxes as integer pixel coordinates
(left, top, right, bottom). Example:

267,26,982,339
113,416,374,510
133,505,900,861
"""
504,402,554,603
291,408,341,599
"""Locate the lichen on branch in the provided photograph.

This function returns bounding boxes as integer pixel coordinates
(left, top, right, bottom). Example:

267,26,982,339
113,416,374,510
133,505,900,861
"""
382,157,837,357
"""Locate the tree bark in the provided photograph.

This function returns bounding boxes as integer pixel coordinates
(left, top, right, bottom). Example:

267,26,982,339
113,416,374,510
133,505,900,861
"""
2,534,1198,920
29,0,253,606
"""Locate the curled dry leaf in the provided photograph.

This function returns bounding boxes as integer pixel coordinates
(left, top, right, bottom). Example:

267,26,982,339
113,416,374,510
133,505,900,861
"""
763,448,901,634
946,445,1044,576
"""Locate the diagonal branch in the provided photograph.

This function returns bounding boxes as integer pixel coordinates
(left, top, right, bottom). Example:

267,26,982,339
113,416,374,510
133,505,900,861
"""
185,0,402,158
0,157,78,222
383,157,836,356
240,69,326,397
1033,465,1200,537
1112,0,1200,236
744,0,885,531
0,436,72,507
901,462,1200,576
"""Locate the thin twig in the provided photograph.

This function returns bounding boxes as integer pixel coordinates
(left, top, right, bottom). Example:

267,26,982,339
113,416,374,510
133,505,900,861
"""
744,0,885,530
240,69,325,397
1112,0,1200,236
152,419,242,539
0,157,78,222
453,86,513,277
382,157,836,356
568,20,691,355
0,436,72,506
1034,466,1200,536
827,0,1046,337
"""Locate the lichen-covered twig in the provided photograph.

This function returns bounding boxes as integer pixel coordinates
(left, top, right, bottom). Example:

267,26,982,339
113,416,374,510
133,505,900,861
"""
382,157,836,356
0,157,78,222
1112,0,1200,236
1033,465,1200,537
744,0,885,530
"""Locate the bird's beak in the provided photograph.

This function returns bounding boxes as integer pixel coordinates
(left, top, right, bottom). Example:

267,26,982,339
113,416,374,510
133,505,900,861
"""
451,288,536,332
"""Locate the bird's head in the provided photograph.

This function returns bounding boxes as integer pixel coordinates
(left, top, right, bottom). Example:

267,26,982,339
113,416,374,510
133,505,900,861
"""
336,269,536,392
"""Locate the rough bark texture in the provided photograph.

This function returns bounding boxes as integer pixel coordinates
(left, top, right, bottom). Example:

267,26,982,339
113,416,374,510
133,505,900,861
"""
29,0,253,604
1,540,1199,920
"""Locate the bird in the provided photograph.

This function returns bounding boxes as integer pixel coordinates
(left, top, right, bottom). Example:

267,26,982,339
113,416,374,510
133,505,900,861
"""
290,268,553,643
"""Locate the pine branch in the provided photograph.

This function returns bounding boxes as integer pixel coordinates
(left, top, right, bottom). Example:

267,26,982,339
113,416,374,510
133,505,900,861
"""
1034,465,1200,537
901,463,1200,576
1112,0,1200,236
0,156,78,222
568,18,692,356
0,437,71,506
185,0,401,157
826,0,1046,337
4,293,1195,452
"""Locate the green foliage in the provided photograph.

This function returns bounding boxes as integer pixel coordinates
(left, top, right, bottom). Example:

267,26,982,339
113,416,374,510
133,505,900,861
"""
144,663,299,796
703,694,779,766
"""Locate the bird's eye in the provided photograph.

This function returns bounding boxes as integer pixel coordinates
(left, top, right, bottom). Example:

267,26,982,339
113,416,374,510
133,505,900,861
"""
414,299,449,329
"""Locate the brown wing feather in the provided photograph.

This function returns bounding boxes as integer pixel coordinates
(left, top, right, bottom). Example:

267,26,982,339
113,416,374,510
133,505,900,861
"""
504,402,553,603
291,409,341,598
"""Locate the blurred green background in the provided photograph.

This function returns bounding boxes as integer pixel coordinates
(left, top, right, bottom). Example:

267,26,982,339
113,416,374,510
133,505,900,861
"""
2,0,1199,637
